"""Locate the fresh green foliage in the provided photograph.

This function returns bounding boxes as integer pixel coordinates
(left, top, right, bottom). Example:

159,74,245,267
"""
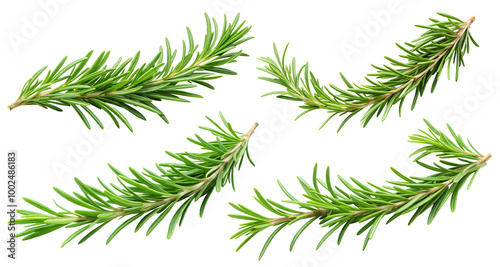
17,113,258,246
8,14,252,132
259,13,478,131
230,119,490,259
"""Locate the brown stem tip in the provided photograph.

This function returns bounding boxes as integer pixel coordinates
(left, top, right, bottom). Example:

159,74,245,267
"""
245,123,259,137
7,100,22,111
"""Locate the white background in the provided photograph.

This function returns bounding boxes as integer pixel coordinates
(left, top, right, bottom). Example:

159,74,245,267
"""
1,0,499,266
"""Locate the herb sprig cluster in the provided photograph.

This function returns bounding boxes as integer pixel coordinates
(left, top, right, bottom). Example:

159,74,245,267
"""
230,120,490,259
259,13,477,131
17,113,258,246
8,14,252,132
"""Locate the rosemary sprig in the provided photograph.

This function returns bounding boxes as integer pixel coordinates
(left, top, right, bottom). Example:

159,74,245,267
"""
230,119,490,259
8,14,252,132
259,13,478,131
16,112,258,246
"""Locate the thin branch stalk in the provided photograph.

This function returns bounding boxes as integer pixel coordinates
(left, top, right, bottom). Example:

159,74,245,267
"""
269,151,490,226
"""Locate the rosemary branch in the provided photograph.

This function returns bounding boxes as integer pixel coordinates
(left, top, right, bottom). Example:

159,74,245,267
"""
230,119,490,259
16,112,257,246
268,152,490,226
8,14,253,132
259,13,478,131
